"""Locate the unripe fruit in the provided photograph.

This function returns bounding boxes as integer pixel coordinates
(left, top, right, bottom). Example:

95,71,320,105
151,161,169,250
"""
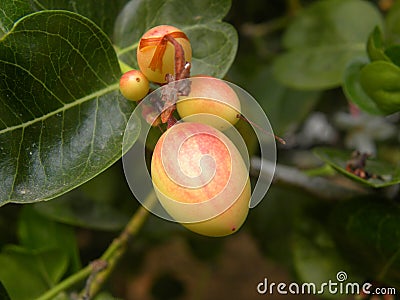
151,122,250,237
137,25,192,83
176,76,241,131
119,70,149,101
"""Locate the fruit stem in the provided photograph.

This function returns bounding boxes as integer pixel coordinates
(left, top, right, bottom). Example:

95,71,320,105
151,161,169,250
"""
236,114,286,145
164,34,186,80
119,60,133,73
35,192,157,300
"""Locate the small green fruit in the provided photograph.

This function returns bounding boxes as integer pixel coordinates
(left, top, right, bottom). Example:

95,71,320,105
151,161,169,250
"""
119,70,149,101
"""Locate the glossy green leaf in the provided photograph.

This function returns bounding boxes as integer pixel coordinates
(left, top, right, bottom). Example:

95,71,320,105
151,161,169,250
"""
0,0,129,37
366,26,390,62
0,11,139,206
343,57,384,115
329,197,400,287
18,206,81,272
0,246,68,300
114,0,238,78
0,0,33,34
0,282,11,300
273,0,383,90
360,61,400,114
314,147,400,188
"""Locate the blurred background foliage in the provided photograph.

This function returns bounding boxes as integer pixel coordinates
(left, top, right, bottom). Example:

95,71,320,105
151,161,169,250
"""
0,0,399,299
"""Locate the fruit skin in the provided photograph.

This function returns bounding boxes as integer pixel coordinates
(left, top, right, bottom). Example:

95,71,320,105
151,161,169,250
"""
151,122,250,237
183,179,250,237
137,25,192,83
176,76,241,131
119,70,149,101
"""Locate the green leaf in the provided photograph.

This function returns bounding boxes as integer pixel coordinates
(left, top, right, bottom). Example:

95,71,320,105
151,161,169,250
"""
292,219,358,297
329,197,400,287
0,246,68,300
230,66,320,136
18,206,81,272
384,45,400,67
314,147,400,188
282,0,382,49
114,0,238,79
343,57,385,115
34,195,131,231
33,162,134,231
248,185,318,267
274,45,366,90
0,282,11,300
0,0,33,34
386,1,400,45
273,0,383,90
0,0,129,37
0,11,139,205
366,26,390,62
360,61,400,114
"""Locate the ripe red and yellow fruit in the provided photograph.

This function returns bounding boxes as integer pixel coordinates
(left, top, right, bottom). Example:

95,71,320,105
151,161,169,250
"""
151,122,250,237
119,69,149,101
176,76,241,130
137,25,192,83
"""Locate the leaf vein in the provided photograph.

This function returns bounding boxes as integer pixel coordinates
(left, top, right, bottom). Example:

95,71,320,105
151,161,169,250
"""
0,83,119,135
9,127,24,199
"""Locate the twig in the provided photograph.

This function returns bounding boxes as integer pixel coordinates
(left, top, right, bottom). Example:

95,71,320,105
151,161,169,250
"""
80,192,157,299
81,261,108,300
35,192,157,300
251,157,369,200
36,265,92,300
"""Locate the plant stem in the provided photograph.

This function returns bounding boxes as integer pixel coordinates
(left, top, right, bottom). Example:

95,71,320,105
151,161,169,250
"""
250,157,370,200
119,60,133,73
36,265,92,300
84,196,155,297
82,192,156,298
35,192,157,300
116,42,139,57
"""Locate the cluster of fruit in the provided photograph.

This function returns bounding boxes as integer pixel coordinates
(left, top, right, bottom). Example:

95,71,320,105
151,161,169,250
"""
119,25,250,237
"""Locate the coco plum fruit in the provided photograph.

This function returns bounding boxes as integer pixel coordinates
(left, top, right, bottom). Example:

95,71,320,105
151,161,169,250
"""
119,69,149,101
137,25,192,83
176,76,241,131
151,122,250,237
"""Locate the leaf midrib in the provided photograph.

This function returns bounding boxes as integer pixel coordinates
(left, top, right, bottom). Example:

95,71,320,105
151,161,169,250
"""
0,83,119,135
